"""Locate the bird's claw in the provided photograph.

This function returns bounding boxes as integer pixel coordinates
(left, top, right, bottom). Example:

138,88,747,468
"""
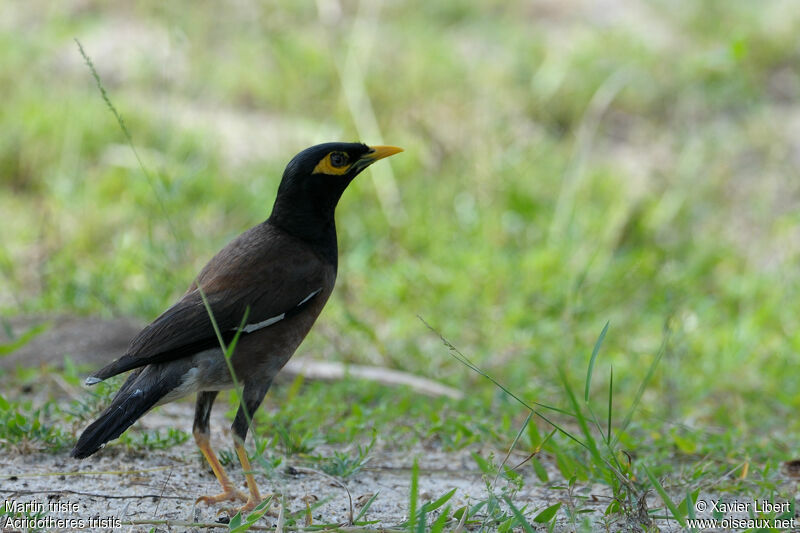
220,497,261,516
243,497,259,513
195,486,247,506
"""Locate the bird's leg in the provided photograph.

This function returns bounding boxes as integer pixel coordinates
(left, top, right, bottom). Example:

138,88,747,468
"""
233,437,261,511
195,433,247,504
193,391,247,505
228,382,271,512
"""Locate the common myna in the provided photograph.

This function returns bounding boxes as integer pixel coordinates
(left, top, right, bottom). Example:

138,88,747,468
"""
71,142,403,511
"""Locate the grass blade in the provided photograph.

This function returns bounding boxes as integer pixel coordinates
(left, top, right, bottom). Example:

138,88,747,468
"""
493,412,532,487
422,488,456,513
0,322,50,357
533,502,562,524
354,490,380,523
643,464,686,528
74,39,185,261
501,495,535,533
408,457,419,531
418,316,572,417
560,367,603,469
607,365,613,444
415,505,427,533
585,321,609,402
429,505,450,533
419,316,597,454
612,324,669,447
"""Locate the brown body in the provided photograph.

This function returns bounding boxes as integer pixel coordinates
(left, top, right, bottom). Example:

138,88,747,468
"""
159,223,338,403
193,222,338,378
71,142,402,512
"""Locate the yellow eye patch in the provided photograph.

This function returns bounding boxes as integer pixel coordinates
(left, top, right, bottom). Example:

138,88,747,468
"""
312,152,351,175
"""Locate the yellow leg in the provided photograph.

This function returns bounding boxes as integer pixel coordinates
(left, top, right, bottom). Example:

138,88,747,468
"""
234,439,263,512
194,431,247,505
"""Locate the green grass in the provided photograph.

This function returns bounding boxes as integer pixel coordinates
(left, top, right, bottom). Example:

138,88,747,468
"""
2,0,800,529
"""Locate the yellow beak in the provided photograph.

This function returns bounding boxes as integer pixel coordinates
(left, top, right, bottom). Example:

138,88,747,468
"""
364,145,404,162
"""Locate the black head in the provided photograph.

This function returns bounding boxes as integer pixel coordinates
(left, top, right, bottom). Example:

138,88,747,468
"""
268,142,403,242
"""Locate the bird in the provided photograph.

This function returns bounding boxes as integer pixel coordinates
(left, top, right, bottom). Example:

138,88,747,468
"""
71,142,403,511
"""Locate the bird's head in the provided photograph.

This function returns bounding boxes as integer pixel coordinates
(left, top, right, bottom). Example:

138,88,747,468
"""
281,142,402,192
270,142,403,235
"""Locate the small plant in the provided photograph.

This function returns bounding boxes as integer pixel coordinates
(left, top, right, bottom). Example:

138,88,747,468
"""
120,427,189,451
402,458,460,531
273,423,321,455
0,393,73,452
218,447,236,467
353,491,381,526
1,499,50,533
0,322,49,357
317,435,375,478
226,495,273,533
281,495,333,528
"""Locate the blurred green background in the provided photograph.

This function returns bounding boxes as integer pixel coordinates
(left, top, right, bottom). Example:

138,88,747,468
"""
2,0,800,463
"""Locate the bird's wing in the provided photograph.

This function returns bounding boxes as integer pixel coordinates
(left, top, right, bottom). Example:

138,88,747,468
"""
88,224,330,383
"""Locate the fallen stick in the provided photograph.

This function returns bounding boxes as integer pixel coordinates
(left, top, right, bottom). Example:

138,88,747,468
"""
281,359,463,400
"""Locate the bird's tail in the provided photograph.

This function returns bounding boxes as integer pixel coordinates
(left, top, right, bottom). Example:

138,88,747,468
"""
71,370,173,459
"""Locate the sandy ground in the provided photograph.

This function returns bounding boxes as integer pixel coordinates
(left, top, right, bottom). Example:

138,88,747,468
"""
2,401,594,532
0,400,684,532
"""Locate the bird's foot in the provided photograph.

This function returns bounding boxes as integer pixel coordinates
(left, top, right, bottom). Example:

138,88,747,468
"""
217,494,272,517
236,496,260,514
229,482,267,515
195,485,247,506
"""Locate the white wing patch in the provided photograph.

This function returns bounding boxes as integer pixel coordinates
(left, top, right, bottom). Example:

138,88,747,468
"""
297,288,322,306
241,313,285,333
237,288,322,334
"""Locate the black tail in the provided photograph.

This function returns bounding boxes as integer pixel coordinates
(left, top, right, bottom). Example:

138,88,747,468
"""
71,369,174,458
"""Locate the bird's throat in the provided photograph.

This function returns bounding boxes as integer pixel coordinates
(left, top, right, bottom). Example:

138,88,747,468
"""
267,204,339,266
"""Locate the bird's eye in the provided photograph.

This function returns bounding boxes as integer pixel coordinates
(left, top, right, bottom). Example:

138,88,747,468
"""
329,152,348,168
